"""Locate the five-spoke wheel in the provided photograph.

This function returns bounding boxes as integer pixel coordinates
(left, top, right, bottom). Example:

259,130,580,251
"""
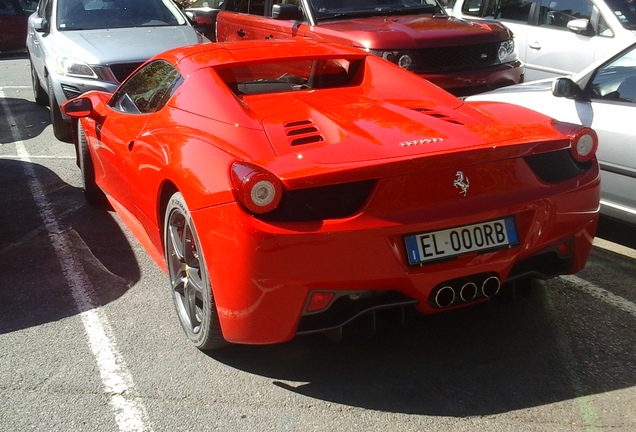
164,192,225,350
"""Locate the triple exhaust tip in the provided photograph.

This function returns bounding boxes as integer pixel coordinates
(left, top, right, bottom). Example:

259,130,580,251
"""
433,276,500,308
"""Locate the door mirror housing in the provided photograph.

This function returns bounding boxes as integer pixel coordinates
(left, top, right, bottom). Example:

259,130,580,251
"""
552,77,582,98
33,17,50,33
62,97,94,118
566,18,594,36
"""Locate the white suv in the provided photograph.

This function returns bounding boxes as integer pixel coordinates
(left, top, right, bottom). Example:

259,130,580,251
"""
449,0,636,81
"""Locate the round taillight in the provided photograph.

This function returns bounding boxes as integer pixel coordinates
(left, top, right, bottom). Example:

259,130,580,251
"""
230,161,283,214
569,127,598,162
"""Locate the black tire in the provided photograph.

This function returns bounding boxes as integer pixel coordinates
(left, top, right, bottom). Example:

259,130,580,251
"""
164,192,226,350
47,76,72,142
77,121,106,206
31,61,48,106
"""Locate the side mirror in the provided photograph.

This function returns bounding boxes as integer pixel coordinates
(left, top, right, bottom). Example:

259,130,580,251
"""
33,17,49,33
272,3,303,20
62,97,94,118
552,77,581,98
566,18,593,36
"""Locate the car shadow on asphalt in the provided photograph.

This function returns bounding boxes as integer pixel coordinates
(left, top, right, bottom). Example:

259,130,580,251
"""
208,265,635,417
0,97,50,144
0,158,141,334
0,51,28,62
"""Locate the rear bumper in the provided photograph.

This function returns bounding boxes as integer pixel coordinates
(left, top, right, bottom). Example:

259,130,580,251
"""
192,164,599,344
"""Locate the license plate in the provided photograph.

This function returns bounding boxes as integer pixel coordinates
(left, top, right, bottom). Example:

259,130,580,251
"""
404,217,518,265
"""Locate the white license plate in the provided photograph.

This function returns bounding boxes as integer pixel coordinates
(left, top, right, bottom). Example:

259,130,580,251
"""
404,217,518,265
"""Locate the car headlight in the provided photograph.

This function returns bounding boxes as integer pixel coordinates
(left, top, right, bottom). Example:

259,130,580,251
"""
497,39,517,64
370,50,417,71
56,57,98,79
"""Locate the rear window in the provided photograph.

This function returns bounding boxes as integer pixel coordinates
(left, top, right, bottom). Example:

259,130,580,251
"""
216,58,364,96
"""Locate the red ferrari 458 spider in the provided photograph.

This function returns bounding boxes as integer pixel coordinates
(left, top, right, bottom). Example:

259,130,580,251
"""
62,39,600,350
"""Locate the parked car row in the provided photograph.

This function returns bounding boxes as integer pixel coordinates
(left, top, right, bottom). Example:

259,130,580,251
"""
13,0,633,350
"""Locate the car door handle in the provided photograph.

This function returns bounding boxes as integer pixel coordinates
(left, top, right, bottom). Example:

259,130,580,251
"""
529,41,542,50
128,141,134,151
265,34,274,40
236,29,246,38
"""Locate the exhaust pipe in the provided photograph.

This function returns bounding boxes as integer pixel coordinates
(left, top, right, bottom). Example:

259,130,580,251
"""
434,285,456,308
459,282,478,302
481,276,501,298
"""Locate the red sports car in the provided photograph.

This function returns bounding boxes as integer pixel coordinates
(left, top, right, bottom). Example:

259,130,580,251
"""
62,39,600,350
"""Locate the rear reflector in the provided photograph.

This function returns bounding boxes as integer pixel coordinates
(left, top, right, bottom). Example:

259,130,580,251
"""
306,292,336,313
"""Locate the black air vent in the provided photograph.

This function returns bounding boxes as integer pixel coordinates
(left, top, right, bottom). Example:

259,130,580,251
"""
284,120,324,146
413,108,464,125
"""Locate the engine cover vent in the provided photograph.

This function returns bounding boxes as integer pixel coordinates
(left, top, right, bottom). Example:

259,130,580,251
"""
284,120,324,146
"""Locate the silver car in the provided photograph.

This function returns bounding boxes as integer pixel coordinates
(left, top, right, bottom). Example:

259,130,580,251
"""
27,0,207,141
467,40,636,225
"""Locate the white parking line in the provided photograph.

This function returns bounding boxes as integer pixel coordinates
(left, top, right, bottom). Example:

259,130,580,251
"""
562,274,636,318
0,85,31,89
0,155,75,159
593,237,636,259
0,91,152,432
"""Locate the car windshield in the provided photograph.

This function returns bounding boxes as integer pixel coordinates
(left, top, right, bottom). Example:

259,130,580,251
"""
308,0,444,20
605,0,636,30
56,0,188,30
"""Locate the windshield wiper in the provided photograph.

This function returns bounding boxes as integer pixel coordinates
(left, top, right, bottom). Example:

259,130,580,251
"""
316,10,384,20
379,5,439,14
316,5,438,20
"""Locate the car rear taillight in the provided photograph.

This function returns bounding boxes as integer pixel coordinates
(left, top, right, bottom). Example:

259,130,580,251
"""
569,127,598,162
230,161,283,214
552,121,598,162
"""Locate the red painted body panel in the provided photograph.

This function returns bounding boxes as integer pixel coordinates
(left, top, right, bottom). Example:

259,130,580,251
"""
192,164,599,344
63,40,600,345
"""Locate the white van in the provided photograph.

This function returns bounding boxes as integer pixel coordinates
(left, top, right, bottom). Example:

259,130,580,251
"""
449,0,636,80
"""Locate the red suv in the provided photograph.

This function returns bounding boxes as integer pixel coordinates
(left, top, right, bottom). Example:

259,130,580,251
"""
214,0,524,96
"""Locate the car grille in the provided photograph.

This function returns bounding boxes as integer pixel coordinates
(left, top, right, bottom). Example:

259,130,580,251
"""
109,62,144,83
415,42,499,73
